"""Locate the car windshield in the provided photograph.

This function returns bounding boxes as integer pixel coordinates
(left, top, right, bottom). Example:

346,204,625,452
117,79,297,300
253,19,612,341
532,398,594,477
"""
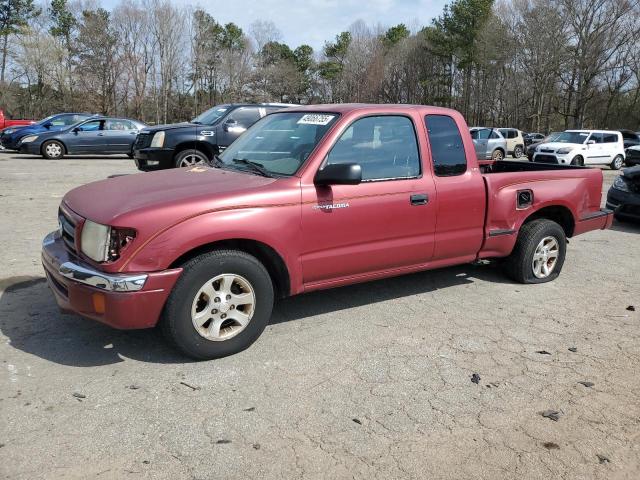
218,112,339,176
545,132,561,142
191,105,230,125
554,131,589,144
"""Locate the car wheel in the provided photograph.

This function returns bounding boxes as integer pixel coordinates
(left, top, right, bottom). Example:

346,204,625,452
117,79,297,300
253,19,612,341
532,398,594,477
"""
571,155,584,166
513,146,524,158
42,140,65,159
504,219,566,284
610,155,624,170
492,149,504,162
174,149,208,168
160,250,274,360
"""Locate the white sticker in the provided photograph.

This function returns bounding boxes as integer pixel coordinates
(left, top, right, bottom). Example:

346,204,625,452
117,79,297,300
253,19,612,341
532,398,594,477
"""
297,114,335,125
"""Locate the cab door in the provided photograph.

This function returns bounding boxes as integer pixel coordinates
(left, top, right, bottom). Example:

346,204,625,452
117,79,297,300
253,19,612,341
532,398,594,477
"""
300,114,437,286
65,119,104,153
101,119,140,153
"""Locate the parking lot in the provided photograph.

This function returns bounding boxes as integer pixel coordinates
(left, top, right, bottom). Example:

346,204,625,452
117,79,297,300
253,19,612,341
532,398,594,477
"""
1,151,639,479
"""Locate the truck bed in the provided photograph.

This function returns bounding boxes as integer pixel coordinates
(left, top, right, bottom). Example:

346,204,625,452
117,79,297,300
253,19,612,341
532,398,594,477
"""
478,160,608,259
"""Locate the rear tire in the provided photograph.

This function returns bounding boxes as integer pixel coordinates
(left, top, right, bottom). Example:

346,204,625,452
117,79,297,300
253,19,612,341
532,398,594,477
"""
41,140,65,159
610,155,624,170
174,149,208,168
504,219,566,284
492,149,504,162
160,250,274,360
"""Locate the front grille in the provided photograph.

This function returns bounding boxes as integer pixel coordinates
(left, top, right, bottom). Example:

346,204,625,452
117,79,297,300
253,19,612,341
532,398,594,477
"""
540,148,555,153
535,154,558,164
134,132,152,149
58,208,78,254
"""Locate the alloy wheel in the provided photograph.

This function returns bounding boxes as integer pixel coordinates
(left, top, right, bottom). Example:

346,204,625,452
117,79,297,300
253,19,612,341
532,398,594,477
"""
532,236,560,279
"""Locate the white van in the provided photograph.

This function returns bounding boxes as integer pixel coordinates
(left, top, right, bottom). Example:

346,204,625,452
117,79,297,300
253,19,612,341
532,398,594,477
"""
532,130,626,169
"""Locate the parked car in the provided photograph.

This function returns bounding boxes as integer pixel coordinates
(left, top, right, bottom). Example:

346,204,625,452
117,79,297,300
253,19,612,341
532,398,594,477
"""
524,132,545,146
625,145,640,166
619,129,640,149
497,128,525,158
532,130,626,169
470,127,507,164
42,103,613,359
606,166,640,222
526,132,561,161
1,113,93,150
19,117,146,159
0,109,35,131
133,103,297,171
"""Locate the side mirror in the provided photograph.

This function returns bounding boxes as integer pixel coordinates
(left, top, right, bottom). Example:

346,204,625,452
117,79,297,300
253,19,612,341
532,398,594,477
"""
587,140,596,145
223,119,237,132
315,163,362,186
73,127,80,133
43,122,52,129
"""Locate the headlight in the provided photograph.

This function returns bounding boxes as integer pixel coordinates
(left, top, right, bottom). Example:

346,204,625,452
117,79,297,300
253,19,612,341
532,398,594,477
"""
4,128,15,134
150,131,165,148
613,176,630,192
81,220,111,262
557,147,572,154
80,220,137,262
21,135,38,143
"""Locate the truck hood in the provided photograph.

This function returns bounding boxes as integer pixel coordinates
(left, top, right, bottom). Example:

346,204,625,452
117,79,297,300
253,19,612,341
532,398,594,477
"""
63,166,279,226
141,122,202,134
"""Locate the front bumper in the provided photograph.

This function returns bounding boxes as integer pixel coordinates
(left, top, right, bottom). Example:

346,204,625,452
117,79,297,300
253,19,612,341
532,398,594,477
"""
19,142,41,155
607,187,640,221
41,231,182,329
133,148,174,171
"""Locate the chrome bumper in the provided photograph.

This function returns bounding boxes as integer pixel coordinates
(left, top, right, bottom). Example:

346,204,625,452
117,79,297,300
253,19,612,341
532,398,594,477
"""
43,232,148,292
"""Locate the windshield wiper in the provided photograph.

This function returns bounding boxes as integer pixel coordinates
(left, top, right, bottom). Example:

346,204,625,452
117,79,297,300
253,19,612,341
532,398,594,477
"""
231,158,273,178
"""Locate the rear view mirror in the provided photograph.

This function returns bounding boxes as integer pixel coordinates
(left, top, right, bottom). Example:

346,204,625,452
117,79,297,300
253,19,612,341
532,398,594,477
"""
315,163,362,186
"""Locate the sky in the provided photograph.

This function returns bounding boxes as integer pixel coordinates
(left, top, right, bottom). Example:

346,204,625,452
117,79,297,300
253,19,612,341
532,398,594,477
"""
100,0,448,49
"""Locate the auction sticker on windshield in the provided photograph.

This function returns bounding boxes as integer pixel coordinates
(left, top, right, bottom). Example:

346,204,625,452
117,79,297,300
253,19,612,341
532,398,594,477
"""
297,114,335,125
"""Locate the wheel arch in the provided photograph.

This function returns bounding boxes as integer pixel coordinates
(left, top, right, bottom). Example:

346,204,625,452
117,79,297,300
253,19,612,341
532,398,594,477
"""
521,205,575,238
174,141,217,160
169,238,291,299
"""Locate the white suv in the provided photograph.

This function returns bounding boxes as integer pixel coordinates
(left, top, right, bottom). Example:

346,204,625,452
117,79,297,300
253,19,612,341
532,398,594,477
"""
532,130,626,169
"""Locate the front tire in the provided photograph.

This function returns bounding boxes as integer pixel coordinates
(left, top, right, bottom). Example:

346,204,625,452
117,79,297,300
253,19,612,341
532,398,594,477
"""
161,250,274,360
610,155,624,170
174,149,208,168
42,140,65,159
571,155,584,166
504,219,566,284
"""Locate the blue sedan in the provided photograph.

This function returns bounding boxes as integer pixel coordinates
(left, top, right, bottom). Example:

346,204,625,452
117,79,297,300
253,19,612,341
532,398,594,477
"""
0,113,93,150
19,117,147,159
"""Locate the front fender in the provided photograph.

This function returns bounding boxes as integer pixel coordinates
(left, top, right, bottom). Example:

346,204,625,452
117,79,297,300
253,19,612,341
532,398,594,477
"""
118,205,303,292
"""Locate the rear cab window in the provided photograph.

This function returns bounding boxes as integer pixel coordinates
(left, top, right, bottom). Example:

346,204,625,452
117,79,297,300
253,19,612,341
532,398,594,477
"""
425,115,467,177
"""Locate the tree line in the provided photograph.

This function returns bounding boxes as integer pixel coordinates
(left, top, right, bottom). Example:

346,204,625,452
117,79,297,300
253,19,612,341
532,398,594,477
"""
1,0,639,131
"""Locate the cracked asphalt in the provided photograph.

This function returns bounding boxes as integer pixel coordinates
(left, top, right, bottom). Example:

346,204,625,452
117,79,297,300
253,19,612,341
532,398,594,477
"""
1,151,639,479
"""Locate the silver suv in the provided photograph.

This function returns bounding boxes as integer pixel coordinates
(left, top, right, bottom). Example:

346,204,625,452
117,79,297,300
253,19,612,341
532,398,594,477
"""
470,127,507,162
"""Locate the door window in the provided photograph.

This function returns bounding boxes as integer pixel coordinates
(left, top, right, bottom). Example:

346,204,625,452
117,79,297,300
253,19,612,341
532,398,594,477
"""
471,129,490,140
602,133,618,143
425,115,467,177
78,120,102,132
489,130,501,139
588,132,604,144
326,115,420,181
105,119,135,130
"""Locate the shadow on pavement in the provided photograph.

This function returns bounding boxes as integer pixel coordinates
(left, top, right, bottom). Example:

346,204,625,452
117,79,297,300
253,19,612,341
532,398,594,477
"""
609,218,640,233
0,262,512,367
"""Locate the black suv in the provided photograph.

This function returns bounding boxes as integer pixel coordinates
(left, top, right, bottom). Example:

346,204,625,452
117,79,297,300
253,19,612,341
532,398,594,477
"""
133,103,296,171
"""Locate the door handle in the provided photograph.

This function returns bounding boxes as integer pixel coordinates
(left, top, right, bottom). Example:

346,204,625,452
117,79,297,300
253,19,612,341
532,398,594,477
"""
97,133,104,136
410,194,429,205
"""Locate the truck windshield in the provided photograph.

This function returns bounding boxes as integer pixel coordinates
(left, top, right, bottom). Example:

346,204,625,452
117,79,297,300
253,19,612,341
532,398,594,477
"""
218,112,339,176
555,131,589,144
191,105,230,125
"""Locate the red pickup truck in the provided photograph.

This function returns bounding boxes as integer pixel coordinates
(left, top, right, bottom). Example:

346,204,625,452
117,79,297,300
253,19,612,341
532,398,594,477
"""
41,104,612,359
0,109,34,131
